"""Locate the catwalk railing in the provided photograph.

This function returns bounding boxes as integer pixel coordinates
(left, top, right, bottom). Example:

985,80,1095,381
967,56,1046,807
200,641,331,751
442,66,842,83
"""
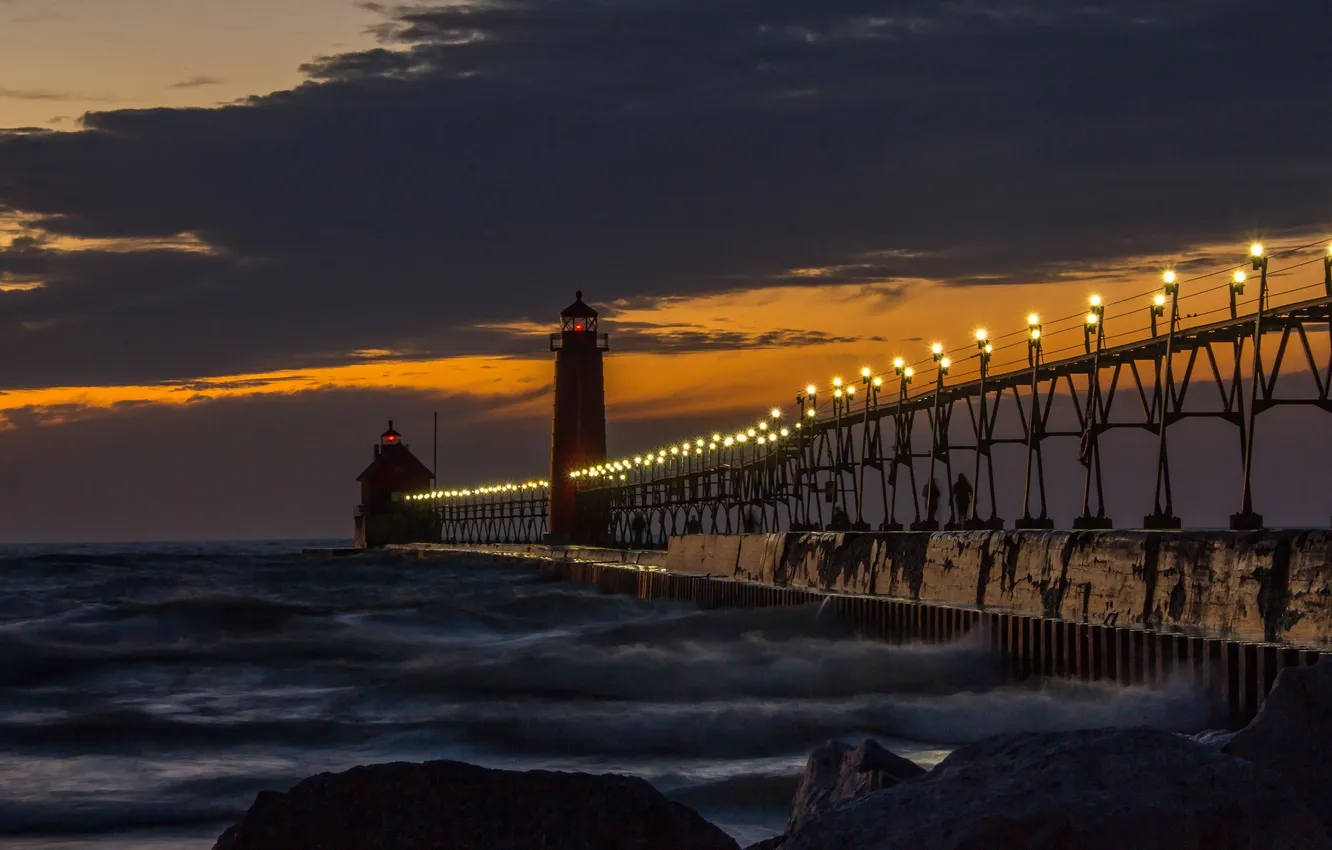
419,244,1332,547
410,484,551,546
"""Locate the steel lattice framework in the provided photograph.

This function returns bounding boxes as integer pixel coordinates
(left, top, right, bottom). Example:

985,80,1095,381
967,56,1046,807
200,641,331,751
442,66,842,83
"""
437,489,549,544
423,247,1332,547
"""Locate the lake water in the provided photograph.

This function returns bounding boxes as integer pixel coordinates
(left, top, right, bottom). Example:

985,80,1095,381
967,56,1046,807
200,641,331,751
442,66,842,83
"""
0,542,1209,848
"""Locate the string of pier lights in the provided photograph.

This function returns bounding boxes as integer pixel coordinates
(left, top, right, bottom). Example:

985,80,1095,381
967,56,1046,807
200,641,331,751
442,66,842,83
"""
569,405,800,484
406,481,550,502
570,237,1332,487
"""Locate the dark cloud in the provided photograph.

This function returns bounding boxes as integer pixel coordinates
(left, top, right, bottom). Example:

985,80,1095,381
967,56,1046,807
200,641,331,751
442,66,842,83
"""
0,87,123,102
1,0,1331,388
169,76,227,90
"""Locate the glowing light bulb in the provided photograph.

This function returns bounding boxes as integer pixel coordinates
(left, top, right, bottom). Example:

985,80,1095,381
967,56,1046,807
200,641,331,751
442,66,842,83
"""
1089,294,1102,307
904,366,915,378
975,329,988,342
846,385,856,396
1086,312,1098,325
940,357,951,370
1154,294,1166,307
893,357,905,369
805,384,817,396
984,344,993,354
806,409,816,418
1250,243,1264,258
931,342,943,355
712,433,722,441
759,421,768,430
1028,313,1040,326
1163,270,1176,285
771,407,782,418
833,377,843,387
873,376,883,387
1233,270,1247,285
861,367,872,378
1031,329,1042,340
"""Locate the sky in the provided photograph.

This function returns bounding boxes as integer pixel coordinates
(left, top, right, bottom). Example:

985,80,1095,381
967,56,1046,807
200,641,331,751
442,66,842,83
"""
1,0,1331,541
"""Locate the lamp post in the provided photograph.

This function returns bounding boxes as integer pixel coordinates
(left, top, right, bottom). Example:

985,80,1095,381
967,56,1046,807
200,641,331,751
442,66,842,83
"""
844,382,858,526
767,409,782,530
1145,271,1182,528
1075,295,1111,529
886,358,914,530
1229,269,1246,320
855,367,878,531
829,378,847,525
795,386,816,529
967,330,995,528
1325,244,1332,297
915,344,949,531
1231,243,1267,530
1016,314,1054,529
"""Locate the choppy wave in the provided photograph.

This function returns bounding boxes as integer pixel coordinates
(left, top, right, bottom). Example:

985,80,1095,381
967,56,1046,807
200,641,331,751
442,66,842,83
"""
0,542,1213,845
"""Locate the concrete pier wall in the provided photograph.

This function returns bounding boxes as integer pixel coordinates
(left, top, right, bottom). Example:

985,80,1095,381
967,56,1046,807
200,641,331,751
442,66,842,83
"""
664,531,1332,648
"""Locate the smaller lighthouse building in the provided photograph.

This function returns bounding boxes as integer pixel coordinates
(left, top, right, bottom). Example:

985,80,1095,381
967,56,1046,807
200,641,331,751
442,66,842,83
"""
354,421,438,548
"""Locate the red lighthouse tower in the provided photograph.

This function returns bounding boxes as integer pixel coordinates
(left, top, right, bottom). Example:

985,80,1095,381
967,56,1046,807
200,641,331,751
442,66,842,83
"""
547,291,608,543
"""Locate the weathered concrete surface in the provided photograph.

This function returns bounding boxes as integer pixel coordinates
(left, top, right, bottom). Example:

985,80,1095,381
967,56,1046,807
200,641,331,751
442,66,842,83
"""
665,534,742,576
663,530,1332,646
395,542,668,570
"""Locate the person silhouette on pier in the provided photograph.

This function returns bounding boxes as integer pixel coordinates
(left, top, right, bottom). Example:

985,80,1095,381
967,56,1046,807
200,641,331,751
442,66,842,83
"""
830,505,850,531
952,473,973,524
923,478,941,523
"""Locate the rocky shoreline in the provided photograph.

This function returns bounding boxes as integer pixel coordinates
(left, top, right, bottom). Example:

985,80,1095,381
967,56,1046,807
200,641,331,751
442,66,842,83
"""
214,660,1332,849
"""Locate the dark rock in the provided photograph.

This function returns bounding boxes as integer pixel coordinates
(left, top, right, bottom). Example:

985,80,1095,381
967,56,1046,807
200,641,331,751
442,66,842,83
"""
742,838,785,850
1225,659,1332,833
786,739,925,833
212,759,739,850
783,727,1330,850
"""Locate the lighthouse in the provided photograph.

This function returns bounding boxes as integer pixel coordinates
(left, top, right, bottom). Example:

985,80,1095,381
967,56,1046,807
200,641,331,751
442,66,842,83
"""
547,291,608,543
353,421,438,548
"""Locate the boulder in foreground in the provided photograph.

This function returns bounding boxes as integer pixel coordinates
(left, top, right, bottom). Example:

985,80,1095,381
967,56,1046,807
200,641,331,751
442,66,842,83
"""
783,727,1330,850
1225,658,1332,833
786,739,925,833
213,759,739,850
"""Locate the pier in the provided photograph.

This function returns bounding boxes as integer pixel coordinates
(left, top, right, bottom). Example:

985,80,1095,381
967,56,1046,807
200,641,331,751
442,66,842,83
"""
357,246,1332,730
